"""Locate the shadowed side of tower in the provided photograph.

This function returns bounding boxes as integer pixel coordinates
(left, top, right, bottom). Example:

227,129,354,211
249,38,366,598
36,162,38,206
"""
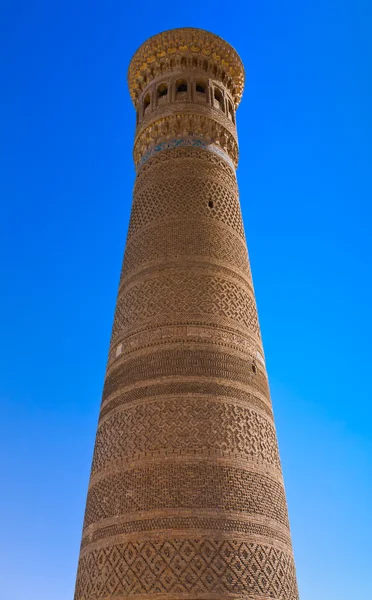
74,28,299,600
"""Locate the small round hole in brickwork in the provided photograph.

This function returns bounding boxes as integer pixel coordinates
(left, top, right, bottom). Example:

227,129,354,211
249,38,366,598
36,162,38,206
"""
208,200,214,209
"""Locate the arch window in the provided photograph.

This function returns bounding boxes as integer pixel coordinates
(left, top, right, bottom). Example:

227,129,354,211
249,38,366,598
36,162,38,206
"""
158,84,167,97
214,88,224,111
157,83,168,104
196,82,206,94
143,93,151,114
228,101,235,123
176,79,188,94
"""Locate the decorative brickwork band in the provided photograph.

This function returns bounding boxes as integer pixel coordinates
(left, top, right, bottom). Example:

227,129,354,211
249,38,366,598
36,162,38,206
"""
75,539,298,600
73,27,299,600
137,138,236,171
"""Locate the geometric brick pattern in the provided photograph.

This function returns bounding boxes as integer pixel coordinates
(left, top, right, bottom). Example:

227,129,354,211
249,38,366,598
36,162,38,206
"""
121,218,251,279
128,154,244,238
112,272,260,337
135,144,236,182
107,324,261,368
80,516,293,550
75,539,299,600
102,348,271,401
92,398,281,474
84,463,289,529
99,380,273,421
74,27,299,600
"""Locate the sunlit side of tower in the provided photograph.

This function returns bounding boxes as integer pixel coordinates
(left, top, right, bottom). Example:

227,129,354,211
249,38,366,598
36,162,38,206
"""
74,28,299,600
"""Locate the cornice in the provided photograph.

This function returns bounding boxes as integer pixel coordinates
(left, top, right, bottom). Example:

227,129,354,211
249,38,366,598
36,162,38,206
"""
133,113,239,169
128,28,245,109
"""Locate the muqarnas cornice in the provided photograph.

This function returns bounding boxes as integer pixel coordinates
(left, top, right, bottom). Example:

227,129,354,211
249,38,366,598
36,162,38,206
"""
128,27,245,109
133,112,239,168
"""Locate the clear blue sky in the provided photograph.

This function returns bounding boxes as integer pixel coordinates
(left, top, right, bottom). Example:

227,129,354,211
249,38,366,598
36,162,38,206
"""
1,1,371,598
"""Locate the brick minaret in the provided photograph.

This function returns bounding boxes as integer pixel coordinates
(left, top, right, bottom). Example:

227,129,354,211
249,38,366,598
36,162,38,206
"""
74,28,299,600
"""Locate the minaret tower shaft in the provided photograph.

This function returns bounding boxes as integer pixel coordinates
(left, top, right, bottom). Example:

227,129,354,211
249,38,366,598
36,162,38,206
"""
74,28,299,600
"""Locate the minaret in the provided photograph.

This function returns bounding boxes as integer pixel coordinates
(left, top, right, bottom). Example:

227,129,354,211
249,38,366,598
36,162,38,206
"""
74,28,299,600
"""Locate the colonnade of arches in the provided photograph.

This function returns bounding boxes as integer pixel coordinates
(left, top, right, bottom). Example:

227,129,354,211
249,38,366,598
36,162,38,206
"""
138,77,236,125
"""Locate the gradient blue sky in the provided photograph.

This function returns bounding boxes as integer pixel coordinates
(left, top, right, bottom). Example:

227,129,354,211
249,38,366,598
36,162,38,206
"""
1,1,371,598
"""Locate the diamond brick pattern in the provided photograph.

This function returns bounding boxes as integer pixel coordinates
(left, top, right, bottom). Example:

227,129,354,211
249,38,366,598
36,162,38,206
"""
75,539,299,599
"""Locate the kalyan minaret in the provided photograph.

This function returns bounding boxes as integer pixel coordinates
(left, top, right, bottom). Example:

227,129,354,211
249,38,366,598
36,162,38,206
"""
74,27,299,600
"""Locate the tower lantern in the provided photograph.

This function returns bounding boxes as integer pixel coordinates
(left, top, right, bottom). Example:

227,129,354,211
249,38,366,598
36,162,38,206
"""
74,28,299,600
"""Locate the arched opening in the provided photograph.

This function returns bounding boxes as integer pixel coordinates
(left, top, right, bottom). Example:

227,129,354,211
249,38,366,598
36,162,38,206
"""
213,88,224,111
143,93,151,115
157,83,168,105
228,101,235,123
181,57,187,67
195,81,207,103
158,84,168,97
176,79,188,100
176,79,188,93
